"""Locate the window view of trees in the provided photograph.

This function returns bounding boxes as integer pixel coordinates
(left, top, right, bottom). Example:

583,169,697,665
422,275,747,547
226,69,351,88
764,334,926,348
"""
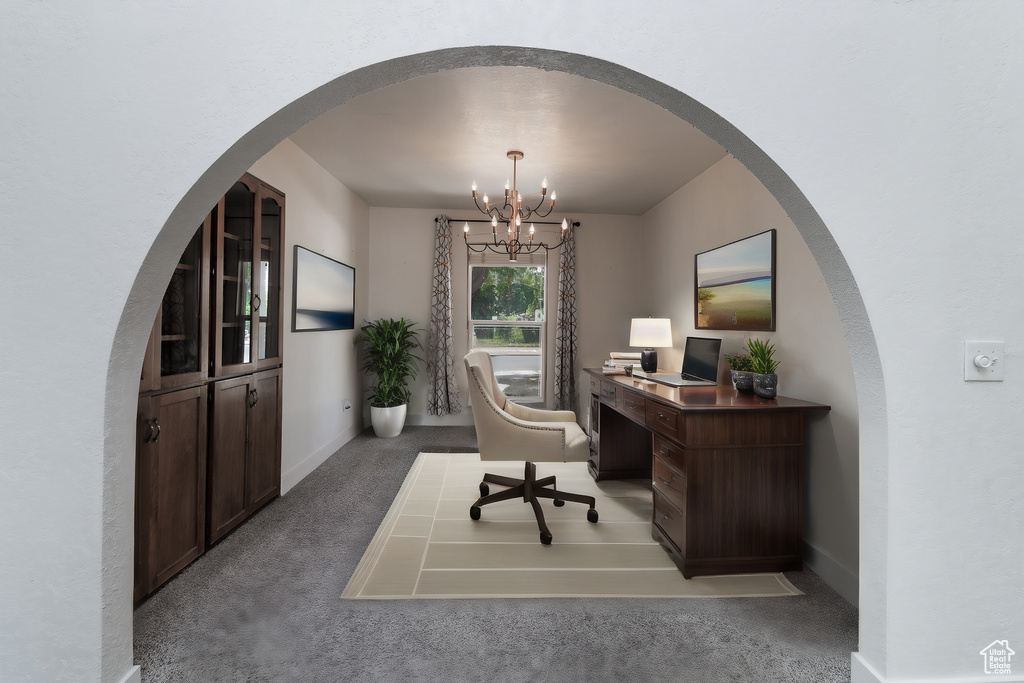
469,265,546,401
470,266,544,348
470,266,545,321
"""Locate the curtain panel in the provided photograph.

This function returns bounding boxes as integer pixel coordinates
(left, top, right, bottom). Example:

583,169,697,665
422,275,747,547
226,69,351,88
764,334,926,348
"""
553,221,578,413
427,216,462,415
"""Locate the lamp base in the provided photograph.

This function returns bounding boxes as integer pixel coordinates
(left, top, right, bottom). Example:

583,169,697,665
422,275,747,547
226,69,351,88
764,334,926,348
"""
640,349,658,372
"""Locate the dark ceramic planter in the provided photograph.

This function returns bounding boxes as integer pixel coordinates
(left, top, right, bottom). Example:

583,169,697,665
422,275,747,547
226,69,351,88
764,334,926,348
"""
731,370,756,393
753,373,778,399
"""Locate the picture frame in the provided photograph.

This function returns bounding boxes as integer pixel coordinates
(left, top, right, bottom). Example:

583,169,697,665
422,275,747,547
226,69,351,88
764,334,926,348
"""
292,245,355,332
694,229,776,331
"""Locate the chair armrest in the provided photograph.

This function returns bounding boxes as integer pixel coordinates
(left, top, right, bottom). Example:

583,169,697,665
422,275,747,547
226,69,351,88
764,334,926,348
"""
504,400,577,424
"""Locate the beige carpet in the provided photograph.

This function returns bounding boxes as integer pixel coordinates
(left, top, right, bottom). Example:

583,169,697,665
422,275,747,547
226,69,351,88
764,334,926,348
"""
342,453,802,599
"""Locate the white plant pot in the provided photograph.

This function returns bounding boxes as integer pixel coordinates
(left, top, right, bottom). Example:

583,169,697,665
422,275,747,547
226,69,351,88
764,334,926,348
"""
370,404,408,438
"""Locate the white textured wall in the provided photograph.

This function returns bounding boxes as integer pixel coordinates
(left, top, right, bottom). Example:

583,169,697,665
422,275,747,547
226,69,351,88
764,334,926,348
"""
643,155,860,604
2,3,1023,682
248,140,370,492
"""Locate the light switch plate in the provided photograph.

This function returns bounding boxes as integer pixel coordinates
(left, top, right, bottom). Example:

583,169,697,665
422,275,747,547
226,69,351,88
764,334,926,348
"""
964,341,1005,381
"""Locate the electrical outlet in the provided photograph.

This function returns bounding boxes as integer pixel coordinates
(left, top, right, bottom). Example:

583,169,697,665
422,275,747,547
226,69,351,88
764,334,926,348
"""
964,341,1005,381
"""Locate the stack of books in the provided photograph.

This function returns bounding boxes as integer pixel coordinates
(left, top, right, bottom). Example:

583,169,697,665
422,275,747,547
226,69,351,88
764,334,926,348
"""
602,351,642,375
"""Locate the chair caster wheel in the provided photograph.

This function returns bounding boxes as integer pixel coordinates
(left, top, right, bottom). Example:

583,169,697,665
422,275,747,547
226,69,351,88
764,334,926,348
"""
553,499,565,507
587,509,599,523
540,531,552,545
470,506,481,521
479,483,489,497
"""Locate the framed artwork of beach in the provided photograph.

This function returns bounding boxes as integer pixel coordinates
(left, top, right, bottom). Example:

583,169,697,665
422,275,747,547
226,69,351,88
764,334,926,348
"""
694,229,776,331
292,245,356,332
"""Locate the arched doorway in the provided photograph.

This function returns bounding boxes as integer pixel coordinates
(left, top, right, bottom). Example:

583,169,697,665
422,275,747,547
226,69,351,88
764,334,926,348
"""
109,45,884,672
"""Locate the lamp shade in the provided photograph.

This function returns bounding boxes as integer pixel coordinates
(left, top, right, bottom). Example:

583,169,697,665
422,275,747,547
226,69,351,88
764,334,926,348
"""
629,318,673,348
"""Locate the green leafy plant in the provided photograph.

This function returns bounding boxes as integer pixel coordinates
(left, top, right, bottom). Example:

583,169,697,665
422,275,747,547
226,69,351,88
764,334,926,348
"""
354,317,423,408
746,337,780,374
723,352,755,372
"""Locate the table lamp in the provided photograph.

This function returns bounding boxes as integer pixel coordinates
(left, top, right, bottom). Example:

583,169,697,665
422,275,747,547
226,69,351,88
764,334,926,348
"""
629,318,673,372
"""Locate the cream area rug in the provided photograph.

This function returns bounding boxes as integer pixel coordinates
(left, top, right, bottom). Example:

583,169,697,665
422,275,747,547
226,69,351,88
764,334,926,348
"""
342,453,801,599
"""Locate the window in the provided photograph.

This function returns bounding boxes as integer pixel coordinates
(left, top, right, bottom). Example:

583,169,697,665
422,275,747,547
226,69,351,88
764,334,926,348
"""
469,262,546,402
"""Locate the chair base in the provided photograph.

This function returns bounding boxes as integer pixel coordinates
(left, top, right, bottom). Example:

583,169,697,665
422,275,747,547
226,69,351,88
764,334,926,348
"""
470,461,598,545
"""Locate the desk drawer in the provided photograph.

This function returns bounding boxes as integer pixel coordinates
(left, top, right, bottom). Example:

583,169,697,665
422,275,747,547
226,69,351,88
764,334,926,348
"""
620,390,646,424
646,401,683,442
589,374,601,395
653,452,685,504
598,380,619,406
653,487,685,553
653,435,686,474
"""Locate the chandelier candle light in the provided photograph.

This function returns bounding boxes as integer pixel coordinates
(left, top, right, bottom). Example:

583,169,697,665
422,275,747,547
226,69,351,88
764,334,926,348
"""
465,150,569,262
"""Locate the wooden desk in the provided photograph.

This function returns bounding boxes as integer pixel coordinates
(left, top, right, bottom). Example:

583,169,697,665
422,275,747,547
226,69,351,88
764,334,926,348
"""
584,368,830,578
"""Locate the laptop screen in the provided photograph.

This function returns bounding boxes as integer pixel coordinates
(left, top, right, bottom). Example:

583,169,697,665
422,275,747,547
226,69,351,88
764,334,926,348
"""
680,336,722,382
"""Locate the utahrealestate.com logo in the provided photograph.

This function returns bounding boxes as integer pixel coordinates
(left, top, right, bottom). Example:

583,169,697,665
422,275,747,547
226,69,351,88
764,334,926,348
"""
979,640,1015,675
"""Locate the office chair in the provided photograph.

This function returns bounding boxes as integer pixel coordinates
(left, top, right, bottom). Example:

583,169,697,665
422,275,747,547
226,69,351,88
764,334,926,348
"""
463,350,598,545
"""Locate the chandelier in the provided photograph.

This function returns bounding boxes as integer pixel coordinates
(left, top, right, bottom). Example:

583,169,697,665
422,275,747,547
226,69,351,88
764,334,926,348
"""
464,150,569,262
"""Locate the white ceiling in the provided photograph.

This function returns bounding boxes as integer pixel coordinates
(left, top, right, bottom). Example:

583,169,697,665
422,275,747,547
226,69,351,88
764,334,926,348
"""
289,67,728,217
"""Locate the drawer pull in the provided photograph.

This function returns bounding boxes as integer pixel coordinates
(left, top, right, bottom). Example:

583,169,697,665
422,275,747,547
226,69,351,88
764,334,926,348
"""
657,475,673,486
657,412,668,422
625,400,637,409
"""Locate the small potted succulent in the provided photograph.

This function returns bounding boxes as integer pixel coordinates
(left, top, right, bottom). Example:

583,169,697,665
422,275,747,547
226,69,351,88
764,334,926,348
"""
724,351,756,393
354,317,423,437
746,337,780,399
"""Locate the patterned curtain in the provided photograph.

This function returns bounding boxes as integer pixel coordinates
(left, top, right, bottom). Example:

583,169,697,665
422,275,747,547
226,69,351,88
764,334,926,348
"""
553,221,578,413
427,216,461,415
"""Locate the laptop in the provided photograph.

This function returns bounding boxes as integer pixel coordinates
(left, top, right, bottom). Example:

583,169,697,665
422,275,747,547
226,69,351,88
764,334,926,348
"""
634,336,722,387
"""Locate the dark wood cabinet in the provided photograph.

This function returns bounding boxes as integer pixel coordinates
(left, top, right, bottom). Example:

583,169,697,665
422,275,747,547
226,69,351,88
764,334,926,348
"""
585,369,828,579
207,368,282,545
135,174,284,603
212,174,285,378
135,386,208,602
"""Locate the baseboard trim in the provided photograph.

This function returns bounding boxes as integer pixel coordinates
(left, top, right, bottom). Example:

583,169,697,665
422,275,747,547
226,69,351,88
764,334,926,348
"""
118,665,141,683
281,422,363,494
803,539,858,606
851,653,883,683
403,412,475,427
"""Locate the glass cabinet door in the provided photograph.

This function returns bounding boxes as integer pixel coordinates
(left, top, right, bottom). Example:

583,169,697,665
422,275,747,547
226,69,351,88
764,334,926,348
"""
256,186,284,368
161,221,207,379
140,214,211,391
214,178,256,376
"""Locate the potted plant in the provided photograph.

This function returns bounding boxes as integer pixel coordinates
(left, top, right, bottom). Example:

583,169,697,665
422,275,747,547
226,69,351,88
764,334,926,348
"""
354,317,423,437
723,351,756,393
746,337,780,399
